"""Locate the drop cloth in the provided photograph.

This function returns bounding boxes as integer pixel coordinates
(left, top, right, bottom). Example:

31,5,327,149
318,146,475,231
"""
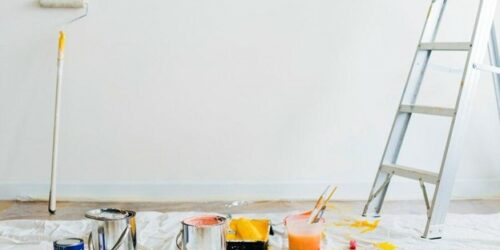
1,211,499,249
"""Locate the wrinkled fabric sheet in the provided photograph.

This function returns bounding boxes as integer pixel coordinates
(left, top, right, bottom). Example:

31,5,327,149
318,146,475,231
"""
1,211,500,249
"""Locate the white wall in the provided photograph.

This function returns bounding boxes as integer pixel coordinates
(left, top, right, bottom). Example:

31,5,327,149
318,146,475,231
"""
1,0,499,201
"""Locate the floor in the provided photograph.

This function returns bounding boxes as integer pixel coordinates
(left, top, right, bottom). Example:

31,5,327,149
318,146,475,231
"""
1,199,499,221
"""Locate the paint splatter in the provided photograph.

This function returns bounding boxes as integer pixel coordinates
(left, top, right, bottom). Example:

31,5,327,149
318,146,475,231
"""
349,239,357,249
374,242,396,250
349,220,380,233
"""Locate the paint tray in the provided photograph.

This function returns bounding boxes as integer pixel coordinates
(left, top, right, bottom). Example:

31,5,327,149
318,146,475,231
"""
226,218,270,250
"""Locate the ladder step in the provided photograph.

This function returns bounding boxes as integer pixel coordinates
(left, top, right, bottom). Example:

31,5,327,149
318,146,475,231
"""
381,164,439,184
418,42,471,51
399,105,455,117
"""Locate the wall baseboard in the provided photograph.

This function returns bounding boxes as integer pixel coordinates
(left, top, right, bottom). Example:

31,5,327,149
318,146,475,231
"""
1,179,500,202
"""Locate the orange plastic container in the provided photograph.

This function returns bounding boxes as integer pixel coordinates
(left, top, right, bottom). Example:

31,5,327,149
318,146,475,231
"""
285,213,323,250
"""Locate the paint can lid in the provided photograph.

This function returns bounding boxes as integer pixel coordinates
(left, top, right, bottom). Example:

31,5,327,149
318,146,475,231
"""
85,208,136,221
53,238,84,250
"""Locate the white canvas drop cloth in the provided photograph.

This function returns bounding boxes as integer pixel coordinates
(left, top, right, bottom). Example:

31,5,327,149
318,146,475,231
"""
1,211,500,249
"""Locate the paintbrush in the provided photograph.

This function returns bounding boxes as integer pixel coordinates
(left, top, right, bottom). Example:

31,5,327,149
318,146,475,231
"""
308,186,337,224
313,187,337,223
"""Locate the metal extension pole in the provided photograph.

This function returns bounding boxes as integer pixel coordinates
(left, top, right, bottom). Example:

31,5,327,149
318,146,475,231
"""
48,32,65,214
488,24,500,120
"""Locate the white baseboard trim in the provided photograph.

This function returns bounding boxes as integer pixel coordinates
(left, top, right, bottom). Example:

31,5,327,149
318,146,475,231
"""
1,179,500,202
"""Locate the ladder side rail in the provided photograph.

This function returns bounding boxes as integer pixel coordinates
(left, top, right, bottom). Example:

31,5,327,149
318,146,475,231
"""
423,0,498,239
384,0,449,168
488,24,500,120
363,0,448,217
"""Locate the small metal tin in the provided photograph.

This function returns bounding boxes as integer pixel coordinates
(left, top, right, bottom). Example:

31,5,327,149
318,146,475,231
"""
176,215,227,250
85,208,137,250
53,238,84,250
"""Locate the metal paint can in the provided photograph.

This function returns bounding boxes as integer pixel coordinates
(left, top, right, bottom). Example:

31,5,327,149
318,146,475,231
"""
53,238,84,250
85,208,137,250
176,215,227,250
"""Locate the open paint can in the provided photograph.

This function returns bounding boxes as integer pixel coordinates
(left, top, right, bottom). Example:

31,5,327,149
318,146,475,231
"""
176,215,227,250
53,238,84,250
85,208,137,250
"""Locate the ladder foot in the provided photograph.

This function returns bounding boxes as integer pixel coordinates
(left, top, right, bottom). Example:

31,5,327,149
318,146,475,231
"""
361,212,381,218
422,224,444,240
421,236,442,240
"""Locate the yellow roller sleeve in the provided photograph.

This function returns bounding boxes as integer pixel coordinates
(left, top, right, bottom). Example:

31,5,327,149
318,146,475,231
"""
58,31,65,59
234,218,263,241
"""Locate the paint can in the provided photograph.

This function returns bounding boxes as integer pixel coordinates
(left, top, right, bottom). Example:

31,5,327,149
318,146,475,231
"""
176,215,227,250
85,208,137,250
53,238,84,250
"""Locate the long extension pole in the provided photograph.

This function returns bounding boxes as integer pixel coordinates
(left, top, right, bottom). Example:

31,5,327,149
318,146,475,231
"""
48,31,65,214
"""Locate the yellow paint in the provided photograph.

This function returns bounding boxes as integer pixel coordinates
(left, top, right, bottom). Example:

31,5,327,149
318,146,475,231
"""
235,218,262,240
374,242,396,250
349,219,380,233
58,31,65,53
227,218,269,241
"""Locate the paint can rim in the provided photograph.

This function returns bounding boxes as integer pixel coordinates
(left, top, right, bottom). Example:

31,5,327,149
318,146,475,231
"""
53,238,84,248
85,208,136,221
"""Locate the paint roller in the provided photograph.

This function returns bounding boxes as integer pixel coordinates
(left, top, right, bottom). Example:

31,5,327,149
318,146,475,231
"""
41,0,87,215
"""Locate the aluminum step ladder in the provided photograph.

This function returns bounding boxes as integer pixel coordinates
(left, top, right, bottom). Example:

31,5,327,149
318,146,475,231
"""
362,0,500,239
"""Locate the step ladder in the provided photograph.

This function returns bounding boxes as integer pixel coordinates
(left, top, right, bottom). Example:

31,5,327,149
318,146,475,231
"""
362,0,500,239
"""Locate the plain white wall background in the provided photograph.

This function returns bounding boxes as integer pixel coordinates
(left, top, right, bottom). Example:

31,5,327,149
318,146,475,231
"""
0,0,499,201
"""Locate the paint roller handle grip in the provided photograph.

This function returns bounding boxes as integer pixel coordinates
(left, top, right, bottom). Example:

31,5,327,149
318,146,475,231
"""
58,31,65,59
